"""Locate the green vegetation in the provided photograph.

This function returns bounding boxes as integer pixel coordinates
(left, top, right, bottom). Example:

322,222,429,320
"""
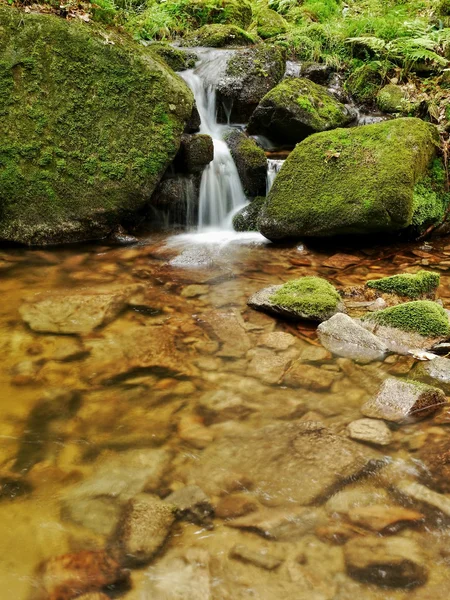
376,84,407,113
256,8,287,39
269,276,341,320
362,300,450,337
181,24,256,47
365,270,440,298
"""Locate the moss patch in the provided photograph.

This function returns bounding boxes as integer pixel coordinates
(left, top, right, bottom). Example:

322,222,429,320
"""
256,8,287,39
366,271,440,298
148,44,197,71
269,277,341,320
345,64,383,104
182,24,256,47
376,84,407,113
363,301,450,338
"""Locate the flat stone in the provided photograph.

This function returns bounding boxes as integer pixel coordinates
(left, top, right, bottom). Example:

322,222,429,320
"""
361,377,446,423
297,342,331,362
325,487,390,515
246,347,294,384
227,507,322,540
20,285,142,334
187,422,381,506
165,486,213,526
116,495,175,566
284,363,340,391
257,331,296,351
413,356,450,394
347,505,424,533
215,494,259,519
181,284,209,298
198,389,253,424
318,313,388,362
230,544,284,570
347,418,392,446
197,311,251,357
396,480,450,517
344,536,428,588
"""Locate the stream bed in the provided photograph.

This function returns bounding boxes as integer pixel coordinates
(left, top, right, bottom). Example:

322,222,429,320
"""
1,231,450,599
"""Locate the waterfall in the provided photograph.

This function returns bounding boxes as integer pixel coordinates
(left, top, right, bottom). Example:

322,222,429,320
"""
181,50,247,230
266,159,285,194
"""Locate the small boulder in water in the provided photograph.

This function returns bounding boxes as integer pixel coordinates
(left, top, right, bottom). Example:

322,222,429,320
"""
224,129,267,197
318,313,388,362
233,197,266,232
365,270,440,299
413,356,450,393
175,133,214,174
347,418,392,446
182,24,255,48
362,301,450,338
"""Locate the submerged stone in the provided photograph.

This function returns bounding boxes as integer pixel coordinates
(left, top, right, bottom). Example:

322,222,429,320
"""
396,480,450,517
365,271,440,299
362,301,450,338
227,506,322,540
347,418,393,446
412,356,450,393
247,77,352,145
248,277,342,321
165,485,213,526
258,118,439,240
230,544,284,570
361,377,446,423
197,310,251,357
317,313,388,362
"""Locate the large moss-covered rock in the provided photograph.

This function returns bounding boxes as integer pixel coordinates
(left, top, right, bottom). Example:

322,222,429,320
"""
148,43,197,72
182,24,256,48
256,8,288,39
0,7,193,245
247,78,352,145
217,44,286,121
224,130,267,196
180,0,252,29
258,118,440,240
345,64,383,104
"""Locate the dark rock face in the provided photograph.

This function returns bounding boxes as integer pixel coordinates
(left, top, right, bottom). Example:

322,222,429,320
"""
224,130,267,196
175,134,214,174
150,174,200,226
216,45,286,122
0,6,193,245
233,197,266,232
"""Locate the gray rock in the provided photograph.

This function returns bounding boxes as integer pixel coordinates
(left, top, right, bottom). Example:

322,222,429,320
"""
361,377,446,423
230,544,284,570
362,322,443,355
318,313,388,362
347,418,392,446
344,536,428,588
232,197,266,232
165,486,213,526
116,495,175,566
150,174,200,226
413,356,450,393
187,421,381,506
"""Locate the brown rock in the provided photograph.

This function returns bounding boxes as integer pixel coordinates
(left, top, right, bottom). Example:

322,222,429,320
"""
227,507,322,540
197,310,251,358
257,331,296,351
230,544,284,570
215,494,259,519
347,505,424,533
246,347,293,384
284,363,340,391
347,418,392,446
418,437,450,493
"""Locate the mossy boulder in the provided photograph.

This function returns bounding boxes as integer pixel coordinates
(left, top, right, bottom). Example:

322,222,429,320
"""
247,78,352,145
233,197,266,232
258,118,441,241
0,6,193,245
256,8,288,39
345,64,383,104
438,0,450,16
224,130,267,197
216,44,286,122
175,134,214,174
376,84,407,114
362,301,450,338
248,276,343,321
181,0,253,29
182,24,256,48
148,44,197,72
366,271,440,299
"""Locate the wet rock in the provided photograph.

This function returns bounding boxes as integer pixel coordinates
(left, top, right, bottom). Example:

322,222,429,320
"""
230,544,284,570
396,480,450,517
246,347,294,384
116,495,175,566
165,486,213,526
107,225,138,246
50,338,89,362
227,507,323,540
62,496,122,537
347,505,424,533
297,342,330,362
361,377,446,423
20,286,142,335
318,313,388,362
347,418,392,446
150,175,200,226
175,134,214,174
325,487,390,515
177,415,214,449
418,437,450,493
257,331,296,351
284,363,340,391
35,550,129,600
215,494,259,519
198,390,253,424
413,356,450,394
365,270,439,300
344,536,428,588
337,358,385,394
187,421,381,506
0,476,32,501
181,284,209,298
362,322,441,355
77,594,111,600
224,129,267,197
197,311,251,357
232,196,266,232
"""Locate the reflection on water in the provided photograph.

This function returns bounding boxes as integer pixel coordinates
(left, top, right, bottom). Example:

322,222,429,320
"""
1,233,450,599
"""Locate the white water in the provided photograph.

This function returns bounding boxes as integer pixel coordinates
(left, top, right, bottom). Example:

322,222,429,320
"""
266,159,285,194
181,50,247,230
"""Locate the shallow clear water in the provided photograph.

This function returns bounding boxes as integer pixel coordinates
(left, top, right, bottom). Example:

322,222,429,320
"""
1,232,450,599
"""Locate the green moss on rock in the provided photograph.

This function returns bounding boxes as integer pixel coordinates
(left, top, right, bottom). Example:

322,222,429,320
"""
363,301,450,338
376,84,407,113
148,44,197,71
247,77,352,144
0,6,193,245
345,64,383,104
256,8,288,39
182,24,256,48
224,130,267,196
269,277,341,320
258,118,440,241
366,271,440,299
233,197,266,231
182,0,253,29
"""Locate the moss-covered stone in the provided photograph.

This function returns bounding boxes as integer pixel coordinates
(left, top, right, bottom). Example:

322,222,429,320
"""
148,44,197,72
366,271,440,299
217,44,286,122
175,134,214,174
362,301,450,338
345,64,383,104
376,84,407,113
0,6,193,245
247,77,352,145
182,24,256,48
256,8,288,39
269,277,341,321
181,0,252,29
232,197,266,232
224,130,267,196
258,118,440,240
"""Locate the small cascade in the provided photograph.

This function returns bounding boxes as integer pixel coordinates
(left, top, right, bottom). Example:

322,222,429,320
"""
181,50,247,230
266,159,284,194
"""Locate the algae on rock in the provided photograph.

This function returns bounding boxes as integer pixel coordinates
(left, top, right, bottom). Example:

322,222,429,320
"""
362,301,450,338
345,64,383,104
0,6,193,245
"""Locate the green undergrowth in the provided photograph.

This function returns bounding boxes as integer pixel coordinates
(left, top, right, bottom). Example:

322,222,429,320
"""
269,276,341,319
366,270,440,298
363,300,450,337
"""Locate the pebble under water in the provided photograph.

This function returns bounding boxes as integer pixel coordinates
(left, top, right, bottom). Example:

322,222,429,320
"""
1,232,450,599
